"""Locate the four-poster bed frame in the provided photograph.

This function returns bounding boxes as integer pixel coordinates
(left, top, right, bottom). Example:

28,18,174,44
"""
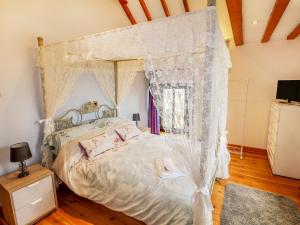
36,6,231,225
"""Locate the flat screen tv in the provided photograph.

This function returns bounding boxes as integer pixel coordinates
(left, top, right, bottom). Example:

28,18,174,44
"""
276,80,300,102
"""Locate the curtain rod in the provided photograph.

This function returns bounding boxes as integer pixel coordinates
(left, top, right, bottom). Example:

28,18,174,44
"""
38,37,142,63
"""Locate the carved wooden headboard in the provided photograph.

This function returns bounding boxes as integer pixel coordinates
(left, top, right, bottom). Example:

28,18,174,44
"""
54,101,116,131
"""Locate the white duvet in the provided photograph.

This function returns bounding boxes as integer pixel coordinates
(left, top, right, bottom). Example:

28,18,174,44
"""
52,130,199,225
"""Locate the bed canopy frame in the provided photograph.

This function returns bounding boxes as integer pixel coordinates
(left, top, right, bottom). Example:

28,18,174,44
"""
37,6,231,225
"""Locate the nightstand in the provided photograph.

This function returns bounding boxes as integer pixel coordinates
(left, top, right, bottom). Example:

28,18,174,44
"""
0,164,57,225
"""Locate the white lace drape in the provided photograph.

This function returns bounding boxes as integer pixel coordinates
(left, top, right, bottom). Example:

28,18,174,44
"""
40,61,84,137
38,7,231,225
89,60,116,106
117,60,144,104
141,8,230,225
215,53,230,179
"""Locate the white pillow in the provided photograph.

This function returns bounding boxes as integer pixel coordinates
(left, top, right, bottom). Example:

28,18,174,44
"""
115,122,141,141
79,134,115,160
109,132,126,148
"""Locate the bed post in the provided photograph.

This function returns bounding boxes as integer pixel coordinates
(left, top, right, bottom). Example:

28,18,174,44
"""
114,61,118,116
37,37,47,116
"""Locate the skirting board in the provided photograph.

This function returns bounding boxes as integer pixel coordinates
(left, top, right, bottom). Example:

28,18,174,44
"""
228,144,267,156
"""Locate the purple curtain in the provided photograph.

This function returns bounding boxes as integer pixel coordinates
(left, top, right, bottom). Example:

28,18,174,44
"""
148,91,160,135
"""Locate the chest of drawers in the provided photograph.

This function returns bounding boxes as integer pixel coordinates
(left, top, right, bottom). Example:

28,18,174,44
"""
267,101,300,179
0,164,58,225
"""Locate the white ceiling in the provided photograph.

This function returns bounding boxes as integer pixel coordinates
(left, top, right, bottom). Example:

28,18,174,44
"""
125,0,300,44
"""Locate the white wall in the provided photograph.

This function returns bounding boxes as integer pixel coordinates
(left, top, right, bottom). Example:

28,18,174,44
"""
0,0,134,175
119,73,149,127
227,39,300,149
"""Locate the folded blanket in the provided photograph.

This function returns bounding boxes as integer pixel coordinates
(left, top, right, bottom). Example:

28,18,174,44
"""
156,157,185,179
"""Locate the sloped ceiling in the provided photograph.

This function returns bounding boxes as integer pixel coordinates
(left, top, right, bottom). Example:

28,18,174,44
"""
124,0,233,41
118,0,300,45
244,0,300,43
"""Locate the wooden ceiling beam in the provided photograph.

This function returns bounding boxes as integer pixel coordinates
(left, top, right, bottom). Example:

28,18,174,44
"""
261,0,290,43
183,0,190,12
160,0,170,17
139,0,152,21
226,0,243,46
287,23,300,40
119,0,137,25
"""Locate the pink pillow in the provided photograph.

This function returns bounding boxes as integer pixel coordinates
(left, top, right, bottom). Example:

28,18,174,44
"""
115,123,141,141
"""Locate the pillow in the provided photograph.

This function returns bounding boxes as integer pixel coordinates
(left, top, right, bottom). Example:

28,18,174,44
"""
51,122,103,149
54,117,74,131
79,133,115,160
115,122,141,141
109,132,128,148
102,109,115,118
92,117,128,128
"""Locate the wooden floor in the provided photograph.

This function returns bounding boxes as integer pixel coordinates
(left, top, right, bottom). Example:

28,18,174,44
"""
1,150,300,225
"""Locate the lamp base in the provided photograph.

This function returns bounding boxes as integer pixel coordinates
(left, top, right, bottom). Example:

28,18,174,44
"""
18,171,29,178
17,161,29,178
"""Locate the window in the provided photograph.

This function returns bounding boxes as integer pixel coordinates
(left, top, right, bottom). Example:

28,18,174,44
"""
160,84,191,133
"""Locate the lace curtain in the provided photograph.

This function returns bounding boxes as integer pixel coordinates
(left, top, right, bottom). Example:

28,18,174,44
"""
215,44,231,179
88,60,116,106
39,59,85,137
117,59,144,105
38,7,231,225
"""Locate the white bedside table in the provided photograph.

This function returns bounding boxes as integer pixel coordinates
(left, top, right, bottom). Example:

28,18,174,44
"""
0,164,57,225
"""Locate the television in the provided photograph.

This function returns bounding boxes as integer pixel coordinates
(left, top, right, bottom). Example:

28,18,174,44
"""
276,80,300,103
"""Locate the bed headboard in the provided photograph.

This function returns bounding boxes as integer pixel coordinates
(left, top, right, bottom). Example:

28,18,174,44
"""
54,101,116,131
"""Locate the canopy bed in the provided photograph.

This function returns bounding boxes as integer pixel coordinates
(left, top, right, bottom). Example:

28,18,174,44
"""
37,6,231,225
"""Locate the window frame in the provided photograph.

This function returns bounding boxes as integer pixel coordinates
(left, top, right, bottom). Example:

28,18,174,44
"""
159,83,193,134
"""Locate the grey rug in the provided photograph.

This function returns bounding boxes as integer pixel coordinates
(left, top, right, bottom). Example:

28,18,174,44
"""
221,184,300,225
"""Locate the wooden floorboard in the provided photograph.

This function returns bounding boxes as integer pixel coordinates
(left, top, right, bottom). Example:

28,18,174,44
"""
1,151,299,225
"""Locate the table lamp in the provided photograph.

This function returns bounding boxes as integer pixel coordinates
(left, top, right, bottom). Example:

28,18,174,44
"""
132,113,140,126
10,142,32,178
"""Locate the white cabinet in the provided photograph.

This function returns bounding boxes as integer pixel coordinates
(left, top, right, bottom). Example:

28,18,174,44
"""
267,101,300,179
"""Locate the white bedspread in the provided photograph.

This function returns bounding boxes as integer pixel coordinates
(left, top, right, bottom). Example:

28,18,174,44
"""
52,133,199,225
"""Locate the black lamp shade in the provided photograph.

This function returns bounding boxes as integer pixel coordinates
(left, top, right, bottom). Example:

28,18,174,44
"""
10,142,32,162
132,113,140,122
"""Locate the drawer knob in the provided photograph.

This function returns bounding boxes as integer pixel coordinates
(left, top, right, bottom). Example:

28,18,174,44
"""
30,197,43,205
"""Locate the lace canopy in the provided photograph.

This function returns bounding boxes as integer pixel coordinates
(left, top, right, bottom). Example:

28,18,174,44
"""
38,6,231,225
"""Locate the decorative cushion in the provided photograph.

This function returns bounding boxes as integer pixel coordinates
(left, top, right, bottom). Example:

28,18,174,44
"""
115,122,141,141
79,134,115,160
109,132,128,148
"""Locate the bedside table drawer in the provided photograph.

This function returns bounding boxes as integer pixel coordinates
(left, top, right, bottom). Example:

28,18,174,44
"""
15,191,55,225
12,175,53,210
